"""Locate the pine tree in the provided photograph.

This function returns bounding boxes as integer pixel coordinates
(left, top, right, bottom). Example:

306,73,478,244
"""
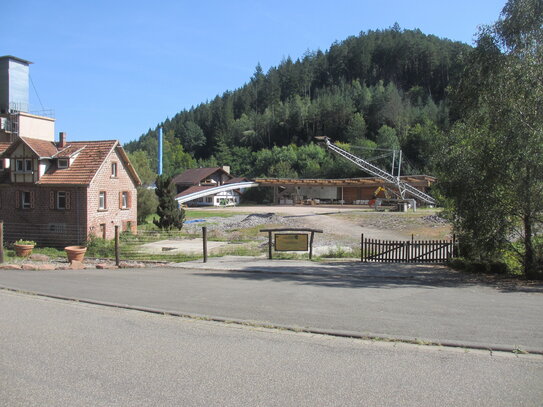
153,175,185,230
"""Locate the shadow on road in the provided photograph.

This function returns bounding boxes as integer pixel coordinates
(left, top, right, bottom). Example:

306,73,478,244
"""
196,263,543,293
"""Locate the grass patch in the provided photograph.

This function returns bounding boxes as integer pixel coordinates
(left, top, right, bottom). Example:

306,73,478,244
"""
214,244,264,257
184,210,246,219
317,246,361,259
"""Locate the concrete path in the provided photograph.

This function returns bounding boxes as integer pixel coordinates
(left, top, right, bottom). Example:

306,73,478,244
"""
1,257,541,353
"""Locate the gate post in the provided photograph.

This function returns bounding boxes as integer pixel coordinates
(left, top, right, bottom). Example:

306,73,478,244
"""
115,226,120,266
360,233,364,262
202,226,208,263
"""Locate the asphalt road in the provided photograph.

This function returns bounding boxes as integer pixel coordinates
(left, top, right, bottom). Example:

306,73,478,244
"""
1,291,542,407
0,266,541,351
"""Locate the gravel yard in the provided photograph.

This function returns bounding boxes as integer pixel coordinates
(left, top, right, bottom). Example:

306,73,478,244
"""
182,205,452,255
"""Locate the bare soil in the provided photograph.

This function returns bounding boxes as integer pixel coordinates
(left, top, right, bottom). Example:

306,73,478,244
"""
184,205,452,251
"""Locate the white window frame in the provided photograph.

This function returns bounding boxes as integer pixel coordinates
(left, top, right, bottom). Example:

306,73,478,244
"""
111,162,118,177
58,159,69,169
99,191,107,210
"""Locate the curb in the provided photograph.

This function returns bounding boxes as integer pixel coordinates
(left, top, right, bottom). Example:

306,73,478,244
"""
2,285,541,356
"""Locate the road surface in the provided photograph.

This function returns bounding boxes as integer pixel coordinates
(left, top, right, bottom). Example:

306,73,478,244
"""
0,265,541,352
1,290,542,406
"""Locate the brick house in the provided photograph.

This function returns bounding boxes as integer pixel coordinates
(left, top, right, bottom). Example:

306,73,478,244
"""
0,133,141,247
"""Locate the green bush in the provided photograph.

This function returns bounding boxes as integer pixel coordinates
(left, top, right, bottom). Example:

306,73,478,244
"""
86,236,115,258
447,257,508,274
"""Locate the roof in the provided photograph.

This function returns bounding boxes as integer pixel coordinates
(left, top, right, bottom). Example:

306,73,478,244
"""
0,142,11,155
0,136,141,186
0,55,33,65
175,185,213,198
38,141,118,185
254,175,436,187
1,137,59,158
172,167,231,186
53,144,85,158
175,185,242,199
225,177,248,184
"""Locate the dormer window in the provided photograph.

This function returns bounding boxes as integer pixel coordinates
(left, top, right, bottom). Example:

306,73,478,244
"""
58,159,69,169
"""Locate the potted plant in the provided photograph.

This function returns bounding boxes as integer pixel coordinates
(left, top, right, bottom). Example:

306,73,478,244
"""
14,239,36,257
64,245,87,263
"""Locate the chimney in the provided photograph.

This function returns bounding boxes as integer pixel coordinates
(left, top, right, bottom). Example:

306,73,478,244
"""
58,132,67,148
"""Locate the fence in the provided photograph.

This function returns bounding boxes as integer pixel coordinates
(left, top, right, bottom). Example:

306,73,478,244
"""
361,235,456,263
1,221,86,248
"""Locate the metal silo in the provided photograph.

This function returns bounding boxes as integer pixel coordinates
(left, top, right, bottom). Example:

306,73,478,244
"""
0,55,32,114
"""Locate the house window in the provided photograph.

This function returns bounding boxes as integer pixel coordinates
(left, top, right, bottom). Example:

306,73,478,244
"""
57,192,67,209
99,223,106,239
111,162,117,177
206,197,213,203
99,191,107,210
49,223,66,233
120,191,130,209
16,159,32,173
21,191,32,209
58,159,69,168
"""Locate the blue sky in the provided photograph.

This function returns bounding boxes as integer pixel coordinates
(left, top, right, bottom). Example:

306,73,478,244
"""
3,0,505,145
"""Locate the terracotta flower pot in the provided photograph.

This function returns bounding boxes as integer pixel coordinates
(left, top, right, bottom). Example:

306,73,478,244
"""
14,244,35,257
65,246,87,263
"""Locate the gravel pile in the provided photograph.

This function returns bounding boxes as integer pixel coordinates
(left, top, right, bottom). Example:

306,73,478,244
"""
422,214,449,224
184,213,301,234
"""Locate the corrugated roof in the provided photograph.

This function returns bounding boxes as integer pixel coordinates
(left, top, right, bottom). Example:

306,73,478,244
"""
172,167,231,185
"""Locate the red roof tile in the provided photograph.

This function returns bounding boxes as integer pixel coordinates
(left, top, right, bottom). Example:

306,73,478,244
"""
20,137,59,158
0,142,11,155
1,136,141,187
38,140,117,185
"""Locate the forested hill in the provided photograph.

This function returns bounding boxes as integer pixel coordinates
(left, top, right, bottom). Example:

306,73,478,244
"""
125,27,471,183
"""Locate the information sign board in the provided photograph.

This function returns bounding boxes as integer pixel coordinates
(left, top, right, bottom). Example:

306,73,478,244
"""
275,233,309,251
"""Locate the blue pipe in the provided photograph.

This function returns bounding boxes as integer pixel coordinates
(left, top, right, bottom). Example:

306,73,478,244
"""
158,127,163,175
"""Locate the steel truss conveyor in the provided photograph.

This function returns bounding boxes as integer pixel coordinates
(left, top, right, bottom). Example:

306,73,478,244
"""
323,137,436,205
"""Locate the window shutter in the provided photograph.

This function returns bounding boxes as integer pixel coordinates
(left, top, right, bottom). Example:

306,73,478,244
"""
50,191,55,209
128,191,132,208
119,191,123,209
15,190,20,209
66,192,71,210
30,191,35,209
